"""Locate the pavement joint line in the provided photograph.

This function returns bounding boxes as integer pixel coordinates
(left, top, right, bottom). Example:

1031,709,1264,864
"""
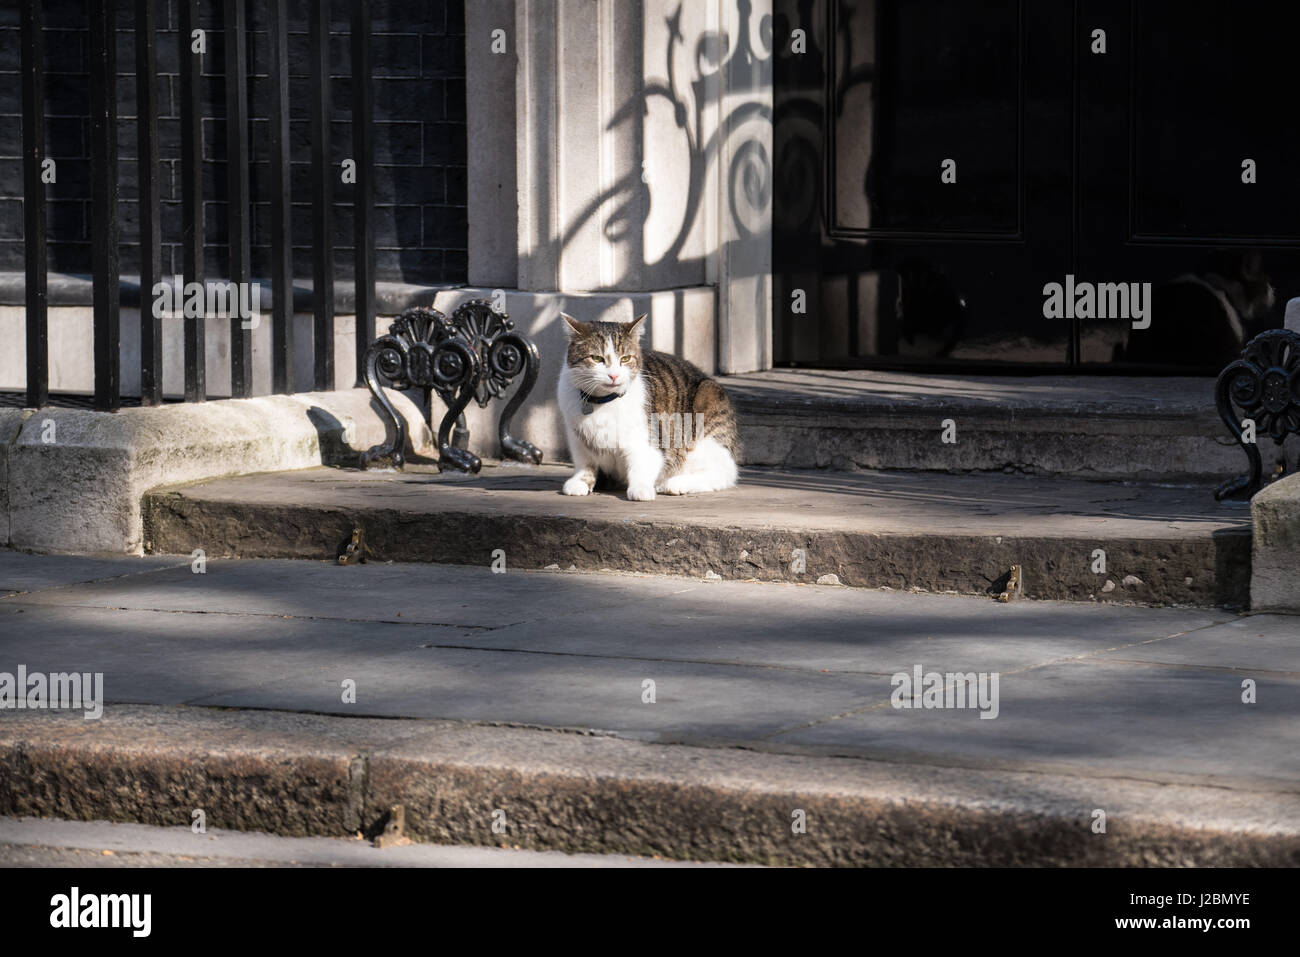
0,566,707,629
1084,658,1300,678
180,704,441,723
4,600,862,668
8,592,1258,719
0,600,503,632
145,704,634,741
6,597,1077,680
405,641,903,676
0,559,193,599
757,621,1243,741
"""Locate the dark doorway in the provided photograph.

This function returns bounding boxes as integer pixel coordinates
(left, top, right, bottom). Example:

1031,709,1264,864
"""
773,0,1300,374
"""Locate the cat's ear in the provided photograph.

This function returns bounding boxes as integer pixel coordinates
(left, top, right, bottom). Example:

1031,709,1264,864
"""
560,313,587,337
626,314,648,339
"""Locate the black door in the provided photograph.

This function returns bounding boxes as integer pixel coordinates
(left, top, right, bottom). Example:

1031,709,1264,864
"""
773,0,1300,373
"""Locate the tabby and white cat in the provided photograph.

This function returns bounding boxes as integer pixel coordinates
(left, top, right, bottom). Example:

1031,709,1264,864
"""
556,313,739,501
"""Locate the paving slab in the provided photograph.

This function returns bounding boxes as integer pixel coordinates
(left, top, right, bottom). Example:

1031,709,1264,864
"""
0,548,185,597
3,558,1233,674
0,598,896,740
0,602,476,705
8,557,696,629
1,554,1296,865
0,557,1290,785
1099,615,1300,673
769,661,1300,788
141,463,1254,607
0,594,888,741
469,577,1232,675
187,645,886,739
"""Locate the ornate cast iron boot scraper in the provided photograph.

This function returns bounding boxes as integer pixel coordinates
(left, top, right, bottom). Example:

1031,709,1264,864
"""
1214,328,1300,500
360,299,543,473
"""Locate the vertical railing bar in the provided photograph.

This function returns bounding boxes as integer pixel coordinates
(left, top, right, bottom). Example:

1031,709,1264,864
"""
89,0,120,412
268,0,293,394
179,0,205,401
136,0,162,406
225,0,252,397
351,0,374,387
20,0,48,410
310,0,335,390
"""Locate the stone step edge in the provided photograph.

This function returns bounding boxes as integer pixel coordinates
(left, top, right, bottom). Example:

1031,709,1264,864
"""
2,706,1295,867
735,404,1227,434
140,492,1253,608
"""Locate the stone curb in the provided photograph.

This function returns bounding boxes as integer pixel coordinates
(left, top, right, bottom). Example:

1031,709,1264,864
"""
1251,472,1300,613
3,389,432,555
1,706,1295,867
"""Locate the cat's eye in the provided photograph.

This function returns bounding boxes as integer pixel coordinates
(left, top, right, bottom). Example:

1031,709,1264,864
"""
620,356,633,364
587,355,603,363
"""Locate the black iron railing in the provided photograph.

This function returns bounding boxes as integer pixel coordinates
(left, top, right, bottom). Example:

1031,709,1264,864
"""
18,0,377,411
20,0,48,410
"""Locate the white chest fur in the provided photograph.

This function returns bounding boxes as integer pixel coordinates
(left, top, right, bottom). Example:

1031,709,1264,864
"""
556,372,651,480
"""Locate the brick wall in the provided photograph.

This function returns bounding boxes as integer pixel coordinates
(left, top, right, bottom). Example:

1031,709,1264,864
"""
0,0,467,285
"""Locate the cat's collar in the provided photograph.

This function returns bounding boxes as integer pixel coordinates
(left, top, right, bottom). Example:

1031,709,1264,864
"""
579,389,622,414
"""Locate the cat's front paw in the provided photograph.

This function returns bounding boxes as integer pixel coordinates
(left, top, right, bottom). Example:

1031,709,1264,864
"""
626,483,657,502
657,476,690,495
561,476,593,496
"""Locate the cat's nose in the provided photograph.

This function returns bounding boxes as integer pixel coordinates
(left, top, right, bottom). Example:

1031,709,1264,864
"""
608,370,621,383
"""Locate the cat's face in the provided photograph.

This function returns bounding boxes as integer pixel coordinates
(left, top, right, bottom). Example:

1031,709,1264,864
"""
561,313,646,396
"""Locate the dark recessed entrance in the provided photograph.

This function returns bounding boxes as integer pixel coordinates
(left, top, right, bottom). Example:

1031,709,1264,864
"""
773,0,1300,374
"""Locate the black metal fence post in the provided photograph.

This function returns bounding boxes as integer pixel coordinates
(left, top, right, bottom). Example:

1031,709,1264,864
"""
89,0,120,412
179,0,205,401
310,0,335,391
268,0,293,394
136,0,162,405
352,0,375,387
14,0,407,410
20,0,48,410
225,0,252,398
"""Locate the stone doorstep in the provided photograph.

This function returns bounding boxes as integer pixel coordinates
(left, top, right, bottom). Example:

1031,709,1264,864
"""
1,706,1294,867
7,375,1291,608
726,369,1300,482
140,462,1253,609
